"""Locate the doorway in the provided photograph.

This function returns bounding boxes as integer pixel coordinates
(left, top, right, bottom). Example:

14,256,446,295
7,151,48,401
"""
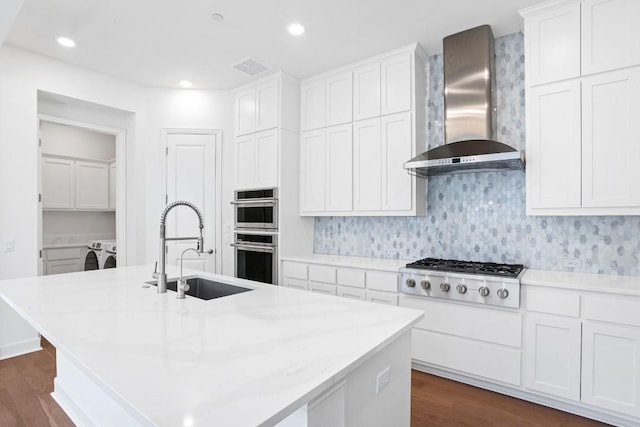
162,129,222,273
37,115,126,276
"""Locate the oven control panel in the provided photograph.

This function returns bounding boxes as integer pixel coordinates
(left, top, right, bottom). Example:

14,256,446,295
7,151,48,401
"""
399,269,521,309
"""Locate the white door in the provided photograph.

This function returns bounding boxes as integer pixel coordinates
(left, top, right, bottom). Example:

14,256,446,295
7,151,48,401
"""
75,161,109,210
42,156,75,209
165,131,218,273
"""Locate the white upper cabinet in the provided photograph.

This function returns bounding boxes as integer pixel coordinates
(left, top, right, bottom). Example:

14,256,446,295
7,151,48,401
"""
582,68,640,208
326,71,353,126
381,54,412,115
524,1,581,86
299,44,426,217
521,0,640,215
301,79,326,131
235,129,278,190
75,161,109,210
235,89,257,136
256,80,279,131
526,80,582,210
353,63,381,121
42,157,75,209
300,129,326,212
235,134,256,189
582,0,640,75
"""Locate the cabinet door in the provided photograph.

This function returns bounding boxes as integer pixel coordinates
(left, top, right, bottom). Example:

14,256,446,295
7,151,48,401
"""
326,71,353,126
353,118,381,211
236,88,256,136
75,161,109,209
301,79,326,131
353,63,381,121
381,54,412,115
523,314,581,401
109,162,116,210
524,2,580,85
300,129,326,212
42,157,75,209
382,112,412,211
255,129,278,188
325,124,352,212
256,80,279,131
582,322,640,417
235,134,256,189
582,68,640,208
527,80,581,210
582,0,640,75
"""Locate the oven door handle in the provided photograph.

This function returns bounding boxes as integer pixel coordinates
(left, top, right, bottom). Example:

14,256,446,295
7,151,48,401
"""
230,200,276,205
230,242,276,252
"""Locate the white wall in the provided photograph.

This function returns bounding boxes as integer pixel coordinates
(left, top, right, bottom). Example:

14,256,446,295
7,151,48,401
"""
0,45,147,279
41,121,116,160
144,89,235,276
43,211,116,246
0,0,22,46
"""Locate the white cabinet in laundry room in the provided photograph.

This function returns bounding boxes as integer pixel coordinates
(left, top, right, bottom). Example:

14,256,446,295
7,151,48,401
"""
75,160,109,210
42,157,75,209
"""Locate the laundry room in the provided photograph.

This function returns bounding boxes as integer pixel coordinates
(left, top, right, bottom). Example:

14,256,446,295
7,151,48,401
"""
40,120,117,274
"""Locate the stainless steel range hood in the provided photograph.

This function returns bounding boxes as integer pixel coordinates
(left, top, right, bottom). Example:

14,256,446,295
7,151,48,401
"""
405,25,524,177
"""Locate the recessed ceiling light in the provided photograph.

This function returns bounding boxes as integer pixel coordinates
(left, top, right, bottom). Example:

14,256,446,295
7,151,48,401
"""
179,80,193,88
211,13,224,22
56,37,76,48
288,23,305,36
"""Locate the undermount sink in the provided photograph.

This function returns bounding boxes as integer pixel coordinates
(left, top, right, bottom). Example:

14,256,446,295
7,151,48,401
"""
147,277,253,300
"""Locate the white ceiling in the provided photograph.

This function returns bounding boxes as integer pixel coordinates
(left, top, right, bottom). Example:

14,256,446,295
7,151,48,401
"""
5,0,543,90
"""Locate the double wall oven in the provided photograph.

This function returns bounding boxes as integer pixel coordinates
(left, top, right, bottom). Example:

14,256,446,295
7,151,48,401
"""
231,188,278,285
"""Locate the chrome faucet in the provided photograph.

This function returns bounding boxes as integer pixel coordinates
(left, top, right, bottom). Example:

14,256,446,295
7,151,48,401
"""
177,248,200,299
155,201,204,293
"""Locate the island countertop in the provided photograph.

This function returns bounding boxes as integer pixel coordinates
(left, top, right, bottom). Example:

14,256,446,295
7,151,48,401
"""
0,265,422,426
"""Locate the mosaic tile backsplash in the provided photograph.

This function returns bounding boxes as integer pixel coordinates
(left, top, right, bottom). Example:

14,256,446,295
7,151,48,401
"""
314,32,640,276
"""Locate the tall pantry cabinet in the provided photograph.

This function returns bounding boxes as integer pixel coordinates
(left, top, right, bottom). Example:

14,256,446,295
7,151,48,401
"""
521,0,640,215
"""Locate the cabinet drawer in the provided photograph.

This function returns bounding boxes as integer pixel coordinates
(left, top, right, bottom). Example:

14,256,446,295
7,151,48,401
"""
412,328,521,386
282,262,308,280
400,295,521,348
336,267,365,288
282,277,308,291
366,271,398,292
45,247,84,261
309,281,337,296
366,289,397,306
525,288,580,317
583,296,640,327
309,265,337,284
337,285,366,300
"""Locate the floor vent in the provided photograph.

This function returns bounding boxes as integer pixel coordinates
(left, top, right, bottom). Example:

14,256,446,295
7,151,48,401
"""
232,58,270,76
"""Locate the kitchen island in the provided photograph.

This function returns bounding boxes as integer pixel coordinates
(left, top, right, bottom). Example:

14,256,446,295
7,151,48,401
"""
0,265,422,426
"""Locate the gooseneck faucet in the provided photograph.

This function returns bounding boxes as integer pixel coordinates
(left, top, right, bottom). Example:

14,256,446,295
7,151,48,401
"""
156,201,204,293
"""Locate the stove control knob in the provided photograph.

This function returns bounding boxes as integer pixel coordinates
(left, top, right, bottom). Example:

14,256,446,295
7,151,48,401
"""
497,288,509,299
440,282,451,292
456,284,467,294
420,280,431,290
478,286,490,297
406,278,416,288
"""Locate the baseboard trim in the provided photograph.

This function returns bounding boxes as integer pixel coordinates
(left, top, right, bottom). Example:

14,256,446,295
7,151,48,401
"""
0,337,41,360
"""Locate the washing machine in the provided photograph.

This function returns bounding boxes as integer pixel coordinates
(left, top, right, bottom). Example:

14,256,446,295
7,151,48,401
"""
102,242,117,269
84,240,115,271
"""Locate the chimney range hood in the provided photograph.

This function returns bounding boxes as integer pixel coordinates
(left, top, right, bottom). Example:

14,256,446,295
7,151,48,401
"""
404,25,524,177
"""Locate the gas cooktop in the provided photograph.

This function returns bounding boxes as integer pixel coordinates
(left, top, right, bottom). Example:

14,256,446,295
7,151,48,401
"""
405,257,524,278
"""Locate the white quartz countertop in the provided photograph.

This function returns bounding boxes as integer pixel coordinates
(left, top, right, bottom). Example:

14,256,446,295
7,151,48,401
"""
0,265,422,427
280,254,411,272
522,268,640,296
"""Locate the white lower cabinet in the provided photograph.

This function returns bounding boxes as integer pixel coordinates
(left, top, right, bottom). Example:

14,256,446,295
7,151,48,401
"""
281,260,399,306
523,313,581,401
44,247,86,275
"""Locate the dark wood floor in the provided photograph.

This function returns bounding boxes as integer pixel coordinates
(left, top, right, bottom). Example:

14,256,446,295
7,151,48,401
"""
0,339,607,426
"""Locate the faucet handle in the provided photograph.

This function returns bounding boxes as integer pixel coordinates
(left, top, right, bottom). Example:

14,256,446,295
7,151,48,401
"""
152,261,158,279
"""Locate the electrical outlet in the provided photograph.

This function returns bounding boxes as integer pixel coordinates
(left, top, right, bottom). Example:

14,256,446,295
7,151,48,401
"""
564,259,582,269
4,239,14,252
376,366,390,394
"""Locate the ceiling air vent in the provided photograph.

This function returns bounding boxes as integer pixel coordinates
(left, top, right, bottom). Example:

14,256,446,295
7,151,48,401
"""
232,58,270,76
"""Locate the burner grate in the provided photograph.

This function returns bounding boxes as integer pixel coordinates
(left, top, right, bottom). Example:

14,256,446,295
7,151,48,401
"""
405,257,524,278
